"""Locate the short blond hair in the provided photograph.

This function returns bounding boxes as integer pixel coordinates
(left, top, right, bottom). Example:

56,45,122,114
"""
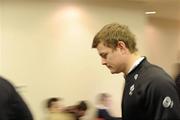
92,23,137,53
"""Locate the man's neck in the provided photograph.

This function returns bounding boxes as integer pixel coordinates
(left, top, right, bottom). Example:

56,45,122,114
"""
124,52,141,75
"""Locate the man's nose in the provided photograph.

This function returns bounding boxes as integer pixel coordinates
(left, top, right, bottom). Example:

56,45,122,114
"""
101,58,107,65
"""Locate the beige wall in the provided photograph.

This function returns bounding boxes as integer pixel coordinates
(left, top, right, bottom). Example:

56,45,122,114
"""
145,17,180,75
3,0,179,120
0,0,2,73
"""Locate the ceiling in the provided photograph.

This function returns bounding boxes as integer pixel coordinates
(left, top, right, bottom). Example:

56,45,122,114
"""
2,0,180,21
128,0,180,21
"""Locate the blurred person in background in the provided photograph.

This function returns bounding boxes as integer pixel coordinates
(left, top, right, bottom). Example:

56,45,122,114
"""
174,51,180,100
64,100,88,120
47,97,63,113
0,76,33,120
46,97,73,120
175,63,180,99
96,93,122,120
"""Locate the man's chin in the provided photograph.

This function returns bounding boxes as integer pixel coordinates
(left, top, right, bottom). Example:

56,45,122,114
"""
110,70,117,74
110,70,120,74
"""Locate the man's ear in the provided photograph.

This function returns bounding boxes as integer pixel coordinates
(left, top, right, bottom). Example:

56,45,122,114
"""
117,41,127,50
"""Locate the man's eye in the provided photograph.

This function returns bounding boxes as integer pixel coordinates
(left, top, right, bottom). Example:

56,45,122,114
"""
101,54,107,58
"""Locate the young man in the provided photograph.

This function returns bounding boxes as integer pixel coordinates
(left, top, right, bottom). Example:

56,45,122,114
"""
0,76,33,120
92,23,180,120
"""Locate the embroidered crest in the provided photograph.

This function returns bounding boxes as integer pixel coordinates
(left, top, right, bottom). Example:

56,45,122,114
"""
162,96,173,108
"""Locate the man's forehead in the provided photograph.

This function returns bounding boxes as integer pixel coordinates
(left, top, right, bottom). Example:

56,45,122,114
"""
97,43,112,52
97,43,108,50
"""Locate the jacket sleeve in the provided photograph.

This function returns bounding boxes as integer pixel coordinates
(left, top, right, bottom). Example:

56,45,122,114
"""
145,78,180,120
97,109,121,120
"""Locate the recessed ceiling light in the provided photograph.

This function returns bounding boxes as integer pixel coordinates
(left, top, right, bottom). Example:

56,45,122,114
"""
145,11,156,15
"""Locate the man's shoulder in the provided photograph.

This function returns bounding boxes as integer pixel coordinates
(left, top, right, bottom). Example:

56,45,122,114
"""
141,63,171,80
0,76,13,86
137,63,174,90
0,76,15,93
